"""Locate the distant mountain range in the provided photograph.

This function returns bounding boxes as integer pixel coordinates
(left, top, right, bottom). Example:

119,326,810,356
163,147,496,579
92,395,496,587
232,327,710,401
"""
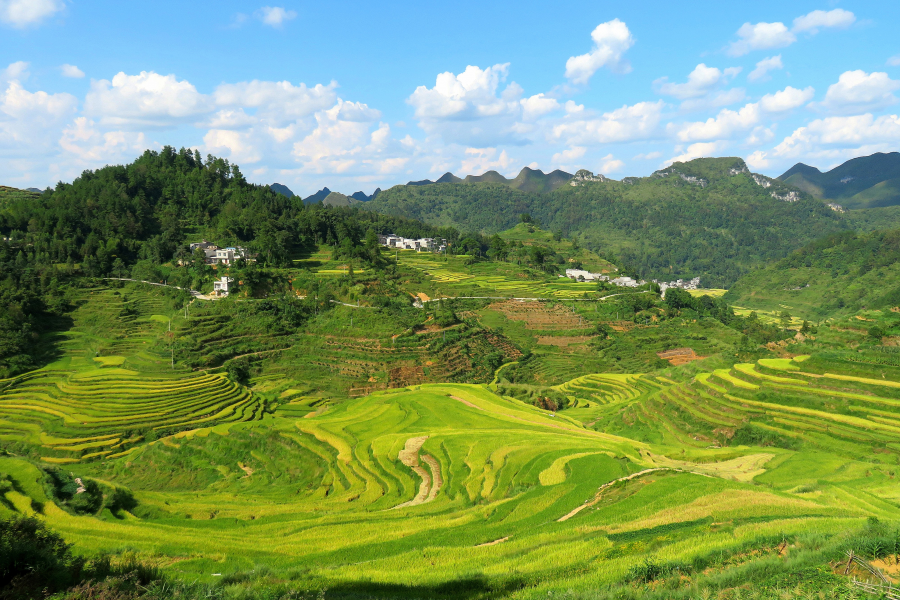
406,167,573,194
270,183,295,198
778,152,900,209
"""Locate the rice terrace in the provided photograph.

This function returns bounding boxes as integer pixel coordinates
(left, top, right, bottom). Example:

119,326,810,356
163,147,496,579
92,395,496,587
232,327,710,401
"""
4,2,900,599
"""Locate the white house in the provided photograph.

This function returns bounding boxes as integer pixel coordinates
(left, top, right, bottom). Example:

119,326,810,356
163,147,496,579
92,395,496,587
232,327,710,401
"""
213,276,234,296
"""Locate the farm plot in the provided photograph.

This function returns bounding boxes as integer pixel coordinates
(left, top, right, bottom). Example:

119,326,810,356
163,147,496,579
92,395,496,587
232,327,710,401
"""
0,367,264,461
3,377,894,598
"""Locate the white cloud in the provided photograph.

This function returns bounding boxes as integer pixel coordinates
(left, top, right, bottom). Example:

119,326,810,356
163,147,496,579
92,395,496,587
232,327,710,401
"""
758,86,814,112
728,22,795,57
520,93,559,120
746,150,771,169
821,70,900,114
85,71,211,128
60,64,85,78
889,56,900,67
756,114,900,169
748,55,783,83
459,147,514,176
673,86,812,142
408,64,512,120
407,64,536,145
59,117,148,163
665,141,729,166
551,146,585,165
565,19,634,84
1,61,28,82
203,129,262,164
728,10,855,57
0,0,63,28
599,154,624,173
679,88,746,112
552,100,664,145
256,6,296,27
654,64,740,100
0,81,77,156
214,80,337,126
633,151,662,160
792,9,855,34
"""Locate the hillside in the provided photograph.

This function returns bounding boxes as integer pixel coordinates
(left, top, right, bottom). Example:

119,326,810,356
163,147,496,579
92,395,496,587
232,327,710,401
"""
269,183,295,198
368,157,846,287
779,151,900,209
724,228,900,319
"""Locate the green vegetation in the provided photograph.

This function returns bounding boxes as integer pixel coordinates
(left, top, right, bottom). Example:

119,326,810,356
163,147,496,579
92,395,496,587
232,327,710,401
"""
3,150,900,598
724,228,900,319
779,151,900,209
368,157,850,287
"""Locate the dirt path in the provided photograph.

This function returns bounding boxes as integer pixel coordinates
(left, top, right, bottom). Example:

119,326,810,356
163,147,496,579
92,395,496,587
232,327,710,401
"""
475,537,509,547
557,468,672,522
237,462,254,478
450,395,483,410
393,436,442,509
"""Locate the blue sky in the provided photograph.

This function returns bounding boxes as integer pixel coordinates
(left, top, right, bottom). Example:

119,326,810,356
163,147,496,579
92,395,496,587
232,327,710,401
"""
2,0,900,196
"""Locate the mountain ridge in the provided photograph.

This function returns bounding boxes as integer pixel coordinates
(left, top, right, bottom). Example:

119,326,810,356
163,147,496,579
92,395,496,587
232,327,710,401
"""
778,152,900,209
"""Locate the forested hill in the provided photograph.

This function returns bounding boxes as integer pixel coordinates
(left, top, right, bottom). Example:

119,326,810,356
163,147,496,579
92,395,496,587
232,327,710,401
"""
0,146,457,269
366,157,847,287
0,147,460,376
724,228,900,319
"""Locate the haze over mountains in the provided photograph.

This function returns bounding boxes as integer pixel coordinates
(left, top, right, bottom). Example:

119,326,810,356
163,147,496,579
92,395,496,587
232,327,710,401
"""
778,152,900,210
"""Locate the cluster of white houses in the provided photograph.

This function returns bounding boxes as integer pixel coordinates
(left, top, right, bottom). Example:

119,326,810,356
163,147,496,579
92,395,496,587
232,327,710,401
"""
377,234,448,253
189,241,251,265
564,269,702,294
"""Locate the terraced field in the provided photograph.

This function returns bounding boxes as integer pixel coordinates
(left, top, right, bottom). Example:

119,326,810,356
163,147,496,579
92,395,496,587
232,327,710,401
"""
1,349,899,597
0,368,262,462
397,251,598,299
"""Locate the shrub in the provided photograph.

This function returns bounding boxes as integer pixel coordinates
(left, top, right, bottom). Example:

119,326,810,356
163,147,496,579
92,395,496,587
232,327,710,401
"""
0,516,84,599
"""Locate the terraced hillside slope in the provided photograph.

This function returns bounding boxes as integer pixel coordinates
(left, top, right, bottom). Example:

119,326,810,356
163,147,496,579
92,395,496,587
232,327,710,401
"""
2,345,900,599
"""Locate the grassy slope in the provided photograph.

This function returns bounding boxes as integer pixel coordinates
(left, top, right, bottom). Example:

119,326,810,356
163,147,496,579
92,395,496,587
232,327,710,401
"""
2,257,900,597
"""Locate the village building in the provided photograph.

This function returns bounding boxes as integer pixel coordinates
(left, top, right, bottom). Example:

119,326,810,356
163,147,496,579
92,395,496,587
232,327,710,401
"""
188,241,251,265
213,276,234,297
378,234,447,253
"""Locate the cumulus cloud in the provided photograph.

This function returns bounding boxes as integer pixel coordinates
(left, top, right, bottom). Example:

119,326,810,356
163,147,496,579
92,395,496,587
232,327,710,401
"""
665,141,729,166
758,86,815,112
0,0,63,28
551,146,586,165
59,117,149,163
565,19,634,84
406,64,540,145
792,9,855,34
60,64,85,78
1,61,28,82
459,147,515,176
755,114,900,168
748,55,783,83
728,9,855,57
256,6,296,27
820,70,900,114
552,101,664,145
728,22,795,57
85,71,211,128
672,86,812,142
214,80,337,125
0,80,77,155
679,88,746,112
654,64,741,100
599,154,624,173
520,93,559,121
